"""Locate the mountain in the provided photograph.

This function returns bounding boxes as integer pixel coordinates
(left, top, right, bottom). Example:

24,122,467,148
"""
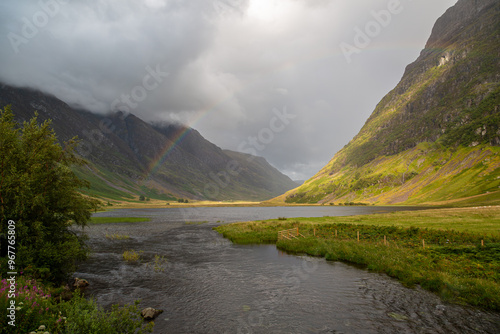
0,84,297,202
279,0,500,206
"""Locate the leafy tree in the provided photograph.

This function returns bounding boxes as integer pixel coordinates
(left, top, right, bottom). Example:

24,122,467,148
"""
0,106,99,282
139,195,145,201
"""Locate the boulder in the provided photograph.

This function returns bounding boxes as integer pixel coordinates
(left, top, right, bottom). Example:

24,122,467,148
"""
141,307,163,320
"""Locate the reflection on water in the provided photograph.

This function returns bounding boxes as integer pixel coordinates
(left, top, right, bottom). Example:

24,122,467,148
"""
76,207,500,333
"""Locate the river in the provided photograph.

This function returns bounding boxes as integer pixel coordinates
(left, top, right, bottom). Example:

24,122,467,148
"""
76,206,500,333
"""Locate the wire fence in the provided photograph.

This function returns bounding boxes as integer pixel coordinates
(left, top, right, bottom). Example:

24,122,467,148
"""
278,225,497,249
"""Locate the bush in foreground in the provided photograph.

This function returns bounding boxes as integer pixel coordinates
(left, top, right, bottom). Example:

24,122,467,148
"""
0,276,153,334
0,106,100,282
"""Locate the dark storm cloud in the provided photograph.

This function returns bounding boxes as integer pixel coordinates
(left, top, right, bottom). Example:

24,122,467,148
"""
0,0,457,180
0,0,227,110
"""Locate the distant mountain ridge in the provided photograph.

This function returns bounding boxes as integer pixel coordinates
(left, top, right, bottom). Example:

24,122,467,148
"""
0,84,297,202
278,0,500,206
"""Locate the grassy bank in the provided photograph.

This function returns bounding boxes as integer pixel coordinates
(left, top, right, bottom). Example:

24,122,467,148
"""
95,199,266,209
214,207,500,310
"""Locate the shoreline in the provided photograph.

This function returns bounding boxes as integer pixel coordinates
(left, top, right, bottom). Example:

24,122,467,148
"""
214,206,500,311
96,199,442,211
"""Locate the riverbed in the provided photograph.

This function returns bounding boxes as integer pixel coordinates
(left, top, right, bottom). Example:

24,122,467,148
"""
75,206,500,333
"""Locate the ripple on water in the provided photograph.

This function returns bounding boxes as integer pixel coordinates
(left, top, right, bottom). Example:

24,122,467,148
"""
77,211,500,334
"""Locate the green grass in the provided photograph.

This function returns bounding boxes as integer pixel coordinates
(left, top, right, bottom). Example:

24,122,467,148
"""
105,233,130,240
122,250,142,262
0,276,153,333
146,254,168,272
214,207,500,310
185,221,209,225
304,207,500,235
278,238,500,310
73,166,136,201
88,217,151,225
285,142,500,206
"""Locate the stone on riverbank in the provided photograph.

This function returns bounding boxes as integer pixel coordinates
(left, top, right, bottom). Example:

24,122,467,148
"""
73,277,89,288
141,307,163,320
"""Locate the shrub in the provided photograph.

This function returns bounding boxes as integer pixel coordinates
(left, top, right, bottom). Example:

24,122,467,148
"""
58,292,153,334
0,276,56,333
0,276,154,334
0,106,100,283
122,250,141,262
147,255,168,273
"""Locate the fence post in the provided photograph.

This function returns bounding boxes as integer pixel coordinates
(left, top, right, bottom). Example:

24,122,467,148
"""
335,229,337,237
357,231,359,242
481,240,484,247
296,227,299,237
314,228,316,237
384,235,386,246
422,239,425,249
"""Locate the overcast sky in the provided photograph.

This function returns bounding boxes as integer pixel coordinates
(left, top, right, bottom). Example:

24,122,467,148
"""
0,0,457,180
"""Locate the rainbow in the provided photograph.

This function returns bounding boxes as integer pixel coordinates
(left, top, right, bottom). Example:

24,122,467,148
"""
143,42,427,179
145,125,193,178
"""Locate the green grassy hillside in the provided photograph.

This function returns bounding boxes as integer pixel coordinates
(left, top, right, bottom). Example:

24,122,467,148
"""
283,143,500,205
279,0,500,206
0,85,297,203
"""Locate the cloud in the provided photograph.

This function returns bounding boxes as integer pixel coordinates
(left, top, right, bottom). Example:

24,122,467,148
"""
0,0,457,180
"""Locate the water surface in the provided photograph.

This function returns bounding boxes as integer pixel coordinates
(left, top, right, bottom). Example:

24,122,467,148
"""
76,207,500,333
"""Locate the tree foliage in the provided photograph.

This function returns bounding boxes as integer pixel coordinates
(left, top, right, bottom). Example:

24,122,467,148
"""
0,106,99,282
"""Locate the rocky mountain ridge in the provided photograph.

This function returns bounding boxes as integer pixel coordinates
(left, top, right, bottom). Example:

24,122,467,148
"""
0,84,297,202
279,0,500,206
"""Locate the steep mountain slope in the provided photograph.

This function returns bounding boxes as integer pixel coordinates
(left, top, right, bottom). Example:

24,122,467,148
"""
0,84,297,201
281,0,500,206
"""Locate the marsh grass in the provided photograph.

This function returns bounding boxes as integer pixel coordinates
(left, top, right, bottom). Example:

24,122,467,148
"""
122,250,142,262
185,221,209,225
214,208,500,310
105,234,130,240
146,254,168,272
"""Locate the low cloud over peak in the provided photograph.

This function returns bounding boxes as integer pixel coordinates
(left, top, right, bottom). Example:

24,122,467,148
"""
0,0,457,179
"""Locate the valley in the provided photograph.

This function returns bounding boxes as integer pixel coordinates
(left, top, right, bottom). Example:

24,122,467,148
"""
1,0,499,333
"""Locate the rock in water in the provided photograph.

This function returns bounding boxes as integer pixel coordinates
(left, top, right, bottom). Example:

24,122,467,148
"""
73,278,89,288
141,307,164,320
